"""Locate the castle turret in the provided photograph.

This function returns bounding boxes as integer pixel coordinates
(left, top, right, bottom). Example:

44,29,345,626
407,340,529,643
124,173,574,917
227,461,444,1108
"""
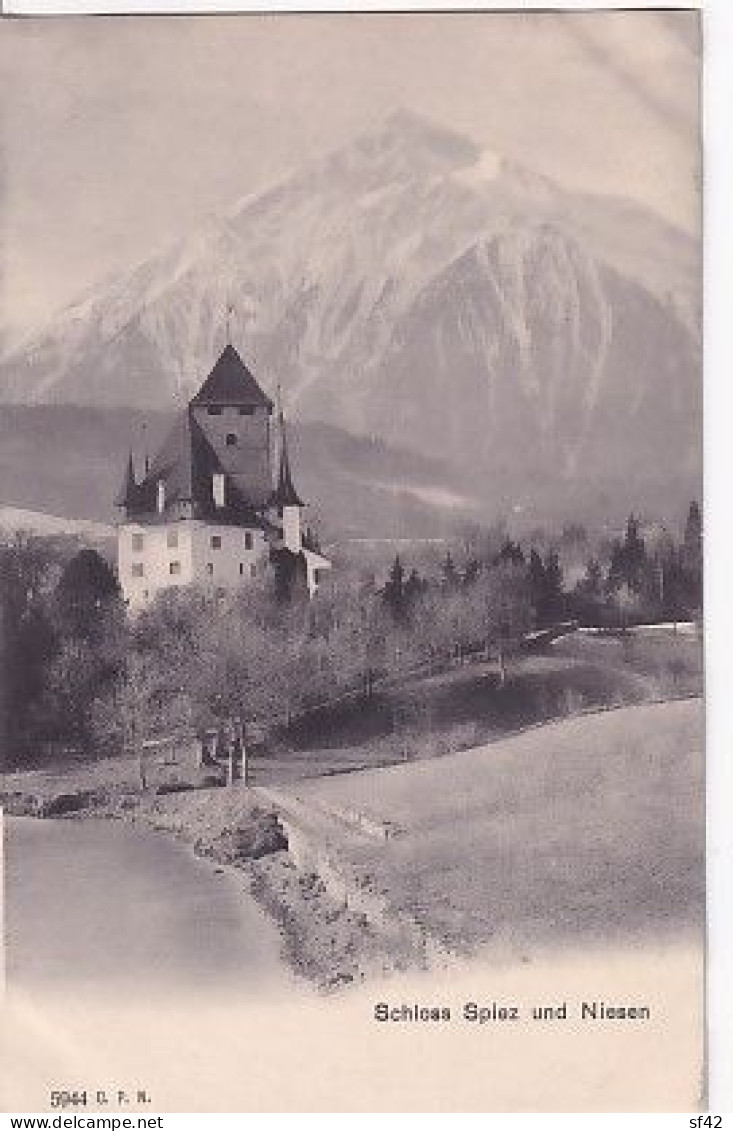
271,408,304,553
114,451,137,514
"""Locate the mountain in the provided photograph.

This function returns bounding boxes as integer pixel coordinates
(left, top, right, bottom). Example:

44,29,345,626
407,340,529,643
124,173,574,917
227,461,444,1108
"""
358,225,701,487
0,110,701,521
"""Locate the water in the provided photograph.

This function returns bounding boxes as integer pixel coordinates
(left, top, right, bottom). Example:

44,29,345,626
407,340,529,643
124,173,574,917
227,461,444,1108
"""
3,815,288,991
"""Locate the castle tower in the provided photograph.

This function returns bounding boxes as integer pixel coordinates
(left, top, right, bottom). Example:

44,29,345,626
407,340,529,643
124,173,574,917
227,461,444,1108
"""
188,344,273,509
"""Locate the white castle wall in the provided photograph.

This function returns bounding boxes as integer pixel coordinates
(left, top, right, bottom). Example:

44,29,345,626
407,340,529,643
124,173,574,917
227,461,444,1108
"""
302,546,332,597
118,521,195,607
189,521,268,589
118,519,269,607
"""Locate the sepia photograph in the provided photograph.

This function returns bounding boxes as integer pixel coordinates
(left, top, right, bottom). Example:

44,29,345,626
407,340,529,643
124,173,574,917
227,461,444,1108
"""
0,7,705,1112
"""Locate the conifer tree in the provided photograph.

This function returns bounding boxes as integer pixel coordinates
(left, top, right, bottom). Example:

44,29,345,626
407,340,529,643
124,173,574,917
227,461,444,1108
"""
383,555,406,620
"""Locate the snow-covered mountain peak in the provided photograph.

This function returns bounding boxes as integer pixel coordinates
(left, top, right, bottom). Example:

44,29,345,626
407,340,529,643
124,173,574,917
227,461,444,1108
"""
377,107,480,164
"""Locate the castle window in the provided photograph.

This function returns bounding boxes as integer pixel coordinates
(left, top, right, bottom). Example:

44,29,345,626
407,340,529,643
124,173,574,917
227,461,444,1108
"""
207,406,222,416
250,563,257,578
206,563,214,576
244,531,253,550
169,561,181,576
212,473,226,508
238,406,254,416
167,530,178,549
132,562,144,578
211,535,222,550
131,533,144,553
225,433,238,447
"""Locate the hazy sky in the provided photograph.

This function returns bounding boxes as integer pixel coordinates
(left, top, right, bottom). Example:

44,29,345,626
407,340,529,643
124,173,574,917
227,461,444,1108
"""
0,10,700,337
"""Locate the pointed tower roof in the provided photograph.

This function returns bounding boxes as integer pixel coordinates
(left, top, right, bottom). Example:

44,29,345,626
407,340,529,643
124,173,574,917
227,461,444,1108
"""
189,344,273,410
272,411,304,508
145,411,219,507
133,410,265,518
114,451,137,508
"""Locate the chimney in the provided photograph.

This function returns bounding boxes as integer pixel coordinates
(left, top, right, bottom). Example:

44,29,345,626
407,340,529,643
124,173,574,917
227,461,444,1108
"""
157,479,166,514
213,473,226,508
142,421,150,475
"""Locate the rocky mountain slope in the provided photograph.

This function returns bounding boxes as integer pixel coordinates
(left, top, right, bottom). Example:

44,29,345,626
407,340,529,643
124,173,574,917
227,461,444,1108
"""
359,226,700,488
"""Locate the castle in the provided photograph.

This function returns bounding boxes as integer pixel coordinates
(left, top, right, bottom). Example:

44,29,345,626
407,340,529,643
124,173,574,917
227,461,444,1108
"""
115,344,331,608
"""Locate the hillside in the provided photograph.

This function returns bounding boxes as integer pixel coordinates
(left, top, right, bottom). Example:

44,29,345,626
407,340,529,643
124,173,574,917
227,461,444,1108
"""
0,404,475,541
272,697,704,955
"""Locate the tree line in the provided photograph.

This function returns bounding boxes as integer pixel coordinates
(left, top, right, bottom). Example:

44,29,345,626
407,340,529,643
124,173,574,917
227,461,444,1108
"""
0,502,702,769
570,503,702,627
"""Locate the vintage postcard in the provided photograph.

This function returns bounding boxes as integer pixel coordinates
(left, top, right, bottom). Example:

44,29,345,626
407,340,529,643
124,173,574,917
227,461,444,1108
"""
0,8,705,1113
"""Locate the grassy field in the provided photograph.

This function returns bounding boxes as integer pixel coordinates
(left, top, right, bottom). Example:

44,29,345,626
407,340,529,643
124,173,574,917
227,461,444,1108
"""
277,697,704,959
554,628,703,698
286,653,633,753
257,628,702,784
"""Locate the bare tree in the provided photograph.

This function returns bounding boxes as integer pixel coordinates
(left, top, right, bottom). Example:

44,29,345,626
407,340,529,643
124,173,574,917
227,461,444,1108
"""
468,564,533,686
114,652,162,789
